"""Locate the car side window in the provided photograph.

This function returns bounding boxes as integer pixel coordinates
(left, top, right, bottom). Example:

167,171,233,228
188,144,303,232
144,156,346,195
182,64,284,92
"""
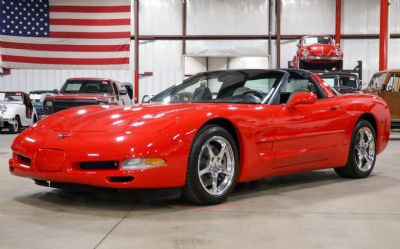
278,77,322,104
386,74,400,92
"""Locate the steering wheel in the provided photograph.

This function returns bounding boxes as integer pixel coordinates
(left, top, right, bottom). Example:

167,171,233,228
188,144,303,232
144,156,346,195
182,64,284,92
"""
242,90,265,99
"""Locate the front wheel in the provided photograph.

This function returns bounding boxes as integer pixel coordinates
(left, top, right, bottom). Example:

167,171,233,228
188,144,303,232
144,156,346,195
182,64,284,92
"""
7,116,20,134
183,125,239,205
334,120,376,178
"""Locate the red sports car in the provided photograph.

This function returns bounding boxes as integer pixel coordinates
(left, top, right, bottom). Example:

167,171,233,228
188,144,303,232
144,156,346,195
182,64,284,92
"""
292,36,343,70
9,69,390,205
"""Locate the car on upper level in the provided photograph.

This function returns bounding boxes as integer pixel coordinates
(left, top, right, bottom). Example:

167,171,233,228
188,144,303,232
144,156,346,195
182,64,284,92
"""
29,90,57,120
0,91,37,133
363,69,400,129
320,72,362,94
43,78,132,116
292,35,343,71
10,69,390,205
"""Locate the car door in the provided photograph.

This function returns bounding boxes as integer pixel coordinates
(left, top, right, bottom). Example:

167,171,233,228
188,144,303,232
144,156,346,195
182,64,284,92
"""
270,74,347,169
380,73,400,120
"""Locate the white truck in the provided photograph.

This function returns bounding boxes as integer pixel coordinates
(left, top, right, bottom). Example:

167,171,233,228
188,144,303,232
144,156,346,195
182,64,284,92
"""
0,92,38,134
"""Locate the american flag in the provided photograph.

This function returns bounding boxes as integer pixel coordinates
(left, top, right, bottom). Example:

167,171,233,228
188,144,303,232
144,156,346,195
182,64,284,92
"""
0,0,131,69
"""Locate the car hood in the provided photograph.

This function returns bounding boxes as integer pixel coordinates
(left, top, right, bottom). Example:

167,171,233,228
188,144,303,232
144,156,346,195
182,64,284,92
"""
305,44,335,56
47,93,112,101
36,104,198,133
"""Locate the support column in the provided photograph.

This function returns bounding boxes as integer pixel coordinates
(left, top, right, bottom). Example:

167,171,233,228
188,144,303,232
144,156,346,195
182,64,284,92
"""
134,0,139,103
379,0,389,71
275,0,281,68
335,0,341,46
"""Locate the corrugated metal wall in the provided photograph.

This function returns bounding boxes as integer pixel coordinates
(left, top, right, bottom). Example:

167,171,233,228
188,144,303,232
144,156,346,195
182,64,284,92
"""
1,0,400,94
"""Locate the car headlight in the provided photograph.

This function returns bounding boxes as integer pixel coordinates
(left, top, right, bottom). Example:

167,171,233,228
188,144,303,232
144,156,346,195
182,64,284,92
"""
122,158,166,170
302,49,309,57
335,48,342,56
0,105,6,113
45,101,54,107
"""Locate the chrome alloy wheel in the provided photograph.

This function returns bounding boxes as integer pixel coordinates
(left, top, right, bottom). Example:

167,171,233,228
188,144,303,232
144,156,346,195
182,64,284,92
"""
197,136,235,196
354,127,376,172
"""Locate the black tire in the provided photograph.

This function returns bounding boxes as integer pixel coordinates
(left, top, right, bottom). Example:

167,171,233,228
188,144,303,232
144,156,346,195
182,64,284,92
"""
182,125,239,205
334,119,376,178
299,60,306,69
7,116,20,134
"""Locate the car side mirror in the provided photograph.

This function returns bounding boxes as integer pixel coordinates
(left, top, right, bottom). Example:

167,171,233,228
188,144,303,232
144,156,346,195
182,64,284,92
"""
53,89,59,94
296,43,300,48
141,95,152,103
287,92,317,108
119,88,128,95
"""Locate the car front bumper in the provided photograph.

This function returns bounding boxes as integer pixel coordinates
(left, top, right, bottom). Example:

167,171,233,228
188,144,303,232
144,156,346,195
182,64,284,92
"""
301,56,343,62
0,116,16,128
9,129,189,189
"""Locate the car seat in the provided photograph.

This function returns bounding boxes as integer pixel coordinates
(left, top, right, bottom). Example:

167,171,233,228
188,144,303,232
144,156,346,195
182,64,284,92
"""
191,85,212,101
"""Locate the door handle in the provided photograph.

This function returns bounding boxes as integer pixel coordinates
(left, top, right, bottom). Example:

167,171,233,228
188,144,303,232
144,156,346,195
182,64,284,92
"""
330,105,339,111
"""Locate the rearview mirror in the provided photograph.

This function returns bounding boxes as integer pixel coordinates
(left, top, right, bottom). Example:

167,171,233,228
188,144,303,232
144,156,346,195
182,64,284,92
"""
141,95,152,103
53,89,59,94
119,88,128,95
287,92,317,108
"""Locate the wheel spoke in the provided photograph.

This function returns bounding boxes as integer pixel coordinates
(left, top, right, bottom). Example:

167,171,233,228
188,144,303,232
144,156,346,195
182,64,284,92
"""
357,152,363,168
216,140,227,159
206,144,215,158
199,163,212,176
211,174,218,194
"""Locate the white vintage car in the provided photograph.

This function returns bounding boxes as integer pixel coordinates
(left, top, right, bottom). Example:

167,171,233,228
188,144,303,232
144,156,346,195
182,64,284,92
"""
0,91,38,133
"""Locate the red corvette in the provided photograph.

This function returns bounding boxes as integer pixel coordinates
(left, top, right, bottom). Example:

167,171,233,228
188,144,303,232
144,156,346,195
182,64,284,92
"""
292,36,343,70
9,69,390,205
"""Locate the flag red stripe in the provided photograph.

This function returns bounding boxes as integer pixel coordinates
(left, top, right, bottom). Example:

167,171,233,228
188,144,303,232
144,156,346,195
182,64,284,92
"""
50,31,130,39
50,19,130,26
50,5,131,13
0,41,129,52
2,55,129,65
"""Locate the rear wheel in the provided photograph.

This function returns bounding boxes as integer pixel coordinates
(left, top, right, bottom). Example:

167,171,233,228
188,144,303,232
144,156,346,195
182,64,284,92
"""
7,116,20,134
183,125,239,205
334,120,376,178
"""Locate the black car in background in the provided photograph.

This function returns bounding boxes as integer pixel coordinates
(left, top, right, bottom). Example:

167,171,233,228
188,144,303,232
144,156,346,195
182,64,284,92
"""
320,72,362,94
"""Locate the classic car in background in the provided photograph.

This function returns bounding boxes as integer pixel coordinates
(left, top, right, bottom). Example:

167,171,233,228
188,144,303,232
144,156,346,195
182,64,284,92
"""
10,69,390,205
320,72,362,94
364,70,400,129
43,78,132,116
29,90,57,120
292,35,343,71
0,91,38,133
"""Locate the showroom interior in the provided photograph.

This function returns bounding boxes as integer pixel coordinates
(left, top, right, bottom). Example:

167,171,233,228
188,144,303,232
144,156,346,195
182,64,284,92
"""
1,0,400,248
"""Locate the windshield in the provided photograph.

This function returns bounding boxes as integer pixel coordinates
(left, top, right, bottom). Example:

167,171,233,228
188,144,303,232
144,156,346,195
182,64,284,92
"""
321,77,336,87
369,73,388,89
303,36,333,45
60,80,113,94
150,70,284,104
0,92,23,102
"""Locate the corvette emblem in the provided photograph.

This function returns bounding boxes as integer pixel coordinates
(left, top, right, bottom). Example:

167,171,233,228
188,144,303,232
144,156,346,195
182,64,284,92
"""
57,133,72,139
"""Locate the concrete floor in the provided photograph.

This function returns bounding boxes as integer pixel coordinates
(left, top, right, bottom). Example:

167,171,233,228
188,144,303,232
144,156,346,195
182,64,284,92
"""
0,132,399,249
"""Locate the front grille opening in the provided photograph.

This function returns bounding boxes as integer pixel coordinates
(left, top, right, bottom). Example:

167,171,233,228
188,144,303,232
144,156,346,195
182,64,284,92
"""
16,154,32,166
108,176,134,183
79,161,119,170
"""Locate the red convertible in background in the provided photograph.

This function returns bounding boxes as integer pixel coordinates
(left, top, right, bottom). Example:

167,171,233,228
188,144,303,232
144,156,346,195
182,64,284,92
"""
10,69,390,205
292,36,343,71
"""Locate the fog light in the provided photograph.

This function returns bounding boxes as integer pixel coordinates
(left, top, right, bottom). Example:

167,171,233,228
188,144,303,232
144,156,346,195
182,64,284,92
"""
122,158,165,170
